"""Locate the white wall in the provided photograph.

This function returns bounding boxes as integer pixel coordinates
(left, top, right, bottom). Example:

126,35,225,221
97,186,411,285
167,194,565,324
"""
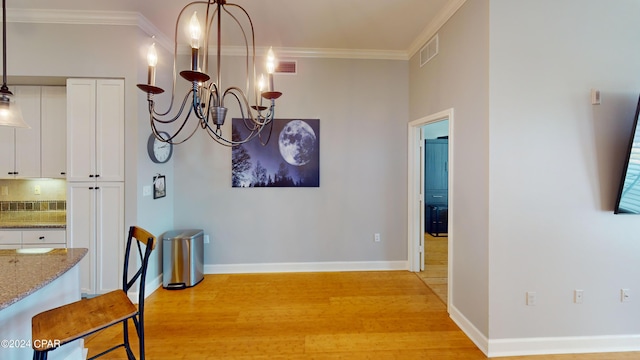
409,0,491,339
488,0,640,354
172,56,409,268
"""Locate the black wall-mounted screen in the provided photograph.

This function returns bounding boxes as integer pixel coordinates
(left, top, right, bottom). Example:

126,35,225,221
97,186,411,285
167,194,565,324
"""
614,94,640,214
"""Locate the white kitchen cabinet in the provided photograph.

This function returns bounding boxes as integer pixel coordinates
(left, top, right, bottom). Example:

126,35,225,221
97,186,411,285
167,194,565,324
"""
0,86,66,179
0,230,22,248
66,79,124,182
41,86,67,178
22,229,66,248
0,86,42,179
66,182,123,295
0,229,66,249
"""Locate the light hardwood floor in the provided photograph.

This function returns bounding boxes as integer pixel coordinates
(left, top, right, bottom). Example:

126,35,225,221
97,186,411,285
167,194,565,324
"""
417,233,448,303
82,271,640,359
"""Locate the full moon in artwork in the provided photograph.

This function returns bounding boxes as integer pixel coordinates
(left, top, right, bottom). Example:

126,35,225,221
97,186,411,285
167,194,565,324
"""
278,120,317,166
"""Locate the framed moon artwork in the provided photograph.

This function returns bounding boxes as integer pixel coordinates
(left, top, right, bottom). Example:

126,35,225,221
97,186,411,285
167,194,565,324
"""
231,119,320,188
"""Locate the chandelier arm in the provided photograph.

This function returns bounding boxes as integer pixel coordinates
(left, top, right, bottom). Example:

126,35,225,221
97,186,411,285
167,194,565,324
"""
222,86,260,125
258,118,275,146
199,91,266,146
208,82,220,107
150,89,194,124
222,5,256,101
151,103,201,145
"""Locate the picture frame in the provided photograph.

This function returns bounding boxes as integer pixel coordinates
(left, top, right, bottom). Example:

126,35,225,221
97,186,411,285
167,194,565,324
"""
231,118,320,188
153,175,166,199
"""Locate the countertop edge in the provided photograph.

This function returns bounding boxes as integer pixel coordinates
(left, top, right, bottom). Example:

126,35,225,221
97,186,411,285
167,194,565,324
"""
0,248,88,311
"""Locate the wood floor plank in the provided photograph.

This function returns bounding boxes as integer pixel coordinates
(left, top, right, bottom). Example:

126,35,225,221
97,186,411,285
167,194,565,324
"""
82,271,640,359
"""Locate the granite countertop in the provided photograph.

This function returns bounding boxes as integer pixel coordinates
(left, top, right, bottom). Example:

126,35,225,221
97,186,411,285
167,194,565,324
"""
0,222,66,229
0,248,87,310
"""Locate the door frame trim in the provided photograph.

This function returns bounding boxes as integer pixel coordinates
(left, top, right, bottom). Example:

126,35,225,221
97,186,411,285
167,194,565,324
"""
407,108,453,311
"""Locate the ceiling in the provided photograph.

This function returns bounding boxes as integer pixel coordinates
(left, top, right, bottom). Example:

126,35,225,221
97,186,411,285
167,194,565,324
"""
9,0,462,58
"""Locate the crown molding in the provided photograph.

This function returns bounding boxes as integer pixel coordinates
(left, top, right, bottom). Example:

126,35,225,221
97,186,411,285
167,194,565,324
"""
7,8,138,26
6,6,464,61
407,0,467,59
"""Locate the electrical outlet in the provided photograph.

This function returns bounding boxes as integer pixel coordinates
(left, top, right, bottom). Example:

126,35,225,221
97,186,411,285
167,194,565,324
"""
574,289,584,304
526,291,537,306
374,233,381,242
0,186,7,196
143,185,152,197
34,185,41,195
204,234,210,244
621,288,631,302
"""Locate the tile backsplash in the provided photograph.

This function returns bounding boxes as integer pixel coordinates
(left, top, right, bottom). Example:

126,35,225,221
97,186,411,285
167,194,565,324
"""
0,179,67,225
0,200,66,211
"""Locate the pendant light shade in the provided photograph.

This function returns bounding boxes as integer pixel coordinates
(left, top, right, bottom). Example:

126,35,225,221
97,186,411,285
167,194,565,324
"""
0,90,27,128
0,0,28,129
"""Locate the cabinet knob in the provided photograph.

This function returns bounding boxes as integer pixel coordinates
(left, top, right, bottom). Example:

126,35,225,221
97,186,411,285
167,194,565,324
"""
39,236,45,240
95,174,100,178
89,174,94,178
89,187,94,190
95,186,100,190
60,172,66,175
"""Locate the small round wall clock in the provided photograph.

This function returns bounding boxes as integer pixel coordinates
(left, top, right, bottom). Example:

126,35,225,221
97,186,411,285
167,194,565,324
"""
147,132,173,164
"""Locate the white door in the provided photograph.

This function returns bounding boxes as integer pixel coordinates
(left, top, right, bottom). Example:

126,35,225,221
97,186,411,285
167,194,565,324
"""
41,86,67,178
66,79,97,181
95,79,124,182
0,126,14,178
14,86,41,178
95,182,124,294
67,182,97,294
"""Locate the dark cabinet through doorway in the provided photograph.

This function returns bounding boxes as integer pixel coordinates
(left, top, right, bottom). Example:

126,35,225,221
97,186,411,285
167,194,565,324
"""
425,138,448,236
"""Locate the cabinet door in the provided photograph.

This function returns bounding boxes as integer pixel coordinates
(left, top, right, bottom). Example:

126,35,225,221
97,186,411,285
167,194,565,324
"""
95,79,124,182
66,79,97,182
0,126,14,178
67,182,97,294
22,230,66,246
0,230,21,246
14,86,42,178
424,139,448,191
95,182,124,294
41,86,67,178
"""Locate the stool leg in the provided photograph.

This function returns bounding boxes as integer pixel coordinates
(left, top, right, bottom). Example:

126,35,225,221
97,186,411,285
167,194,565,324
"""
33,350,48,360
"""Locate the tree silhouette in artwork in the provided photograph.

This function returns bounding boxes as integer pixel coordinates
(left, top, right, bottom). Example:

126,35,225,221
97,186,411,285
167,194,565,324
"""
273,162,296,187
252,161,268,187
231,125,252,187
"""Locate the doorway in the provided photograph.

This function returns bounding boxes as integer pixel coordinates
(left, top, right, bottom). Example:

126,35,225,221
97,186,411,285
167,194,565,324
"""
407,109,453,310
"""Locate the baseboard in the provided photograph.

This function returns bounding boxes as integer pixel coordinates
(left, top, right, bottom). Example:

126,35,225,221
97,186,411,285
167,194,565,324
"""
448,304,640,357
487,334,640,357
449,303,489,356
128,273,162,304
204,260,408,274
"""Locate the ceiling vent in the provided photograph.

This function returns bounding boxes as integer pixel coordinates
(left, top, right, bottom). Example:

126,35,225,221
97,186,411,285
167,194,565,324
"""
276,60,297,74
420,34,439,67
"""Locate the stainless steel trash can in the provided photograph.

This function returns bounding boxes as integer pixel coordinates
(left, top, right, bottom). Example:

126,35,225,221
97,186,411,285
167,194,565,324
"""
163,229,204,289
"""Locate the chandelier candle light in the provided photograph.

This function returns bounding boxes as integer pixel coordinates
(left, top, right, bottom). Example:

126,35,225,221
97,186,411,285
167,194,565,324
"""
137,0,282,146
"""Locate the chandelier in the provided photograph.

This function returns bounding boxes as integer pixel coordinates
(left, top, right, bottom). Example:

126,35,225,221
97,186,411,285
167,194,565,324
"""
137,0,282,146
0,0,28,128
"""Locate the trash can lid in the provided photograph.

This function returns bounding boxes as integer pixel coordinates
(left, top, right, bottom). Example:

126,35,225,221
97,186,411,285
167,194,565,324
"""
162,229,204,240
